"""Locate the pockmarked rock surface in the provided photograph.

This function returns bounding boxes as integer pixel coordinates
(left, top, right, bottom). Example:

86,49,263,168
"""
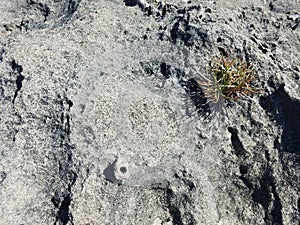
0,0,299,224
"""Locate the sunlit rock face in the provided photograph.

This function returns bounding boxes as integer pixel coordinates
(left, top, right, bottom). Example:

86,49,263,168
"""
0,0,299,224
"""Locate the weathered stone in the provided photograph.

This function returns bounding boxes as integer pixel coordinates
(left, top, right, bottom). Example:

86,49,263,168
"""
0,0,299,224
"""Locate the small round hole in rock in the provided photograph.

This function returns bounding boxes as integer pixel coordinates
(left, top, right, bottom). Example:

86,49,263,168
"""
120,167,127,173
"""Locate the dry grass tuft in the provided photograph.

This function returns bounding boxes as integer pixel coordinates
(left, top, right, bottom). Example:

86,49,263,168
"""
197,57,259,103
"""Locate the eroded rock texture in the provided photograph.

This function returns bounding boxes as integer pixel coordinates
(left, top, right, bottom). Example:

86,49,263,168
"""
0,0,299,224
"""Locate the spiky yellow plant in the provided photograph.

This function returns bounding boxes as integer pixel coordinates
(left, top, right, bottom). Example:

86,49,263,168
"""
197,57,259,103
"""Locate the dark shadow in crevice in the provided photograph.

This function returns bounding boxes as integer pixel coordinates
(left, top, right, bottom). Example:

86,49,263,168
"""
52,190,73,225
10,60,24,104
57,195,72,225
0,48,4,63
260,85,300,155
11,60,23,73
227,127,254,189
252,169,283,225
123,0,138,7
228,127,246,157
165,188,184,225
227,125,283,224
49,94,77,225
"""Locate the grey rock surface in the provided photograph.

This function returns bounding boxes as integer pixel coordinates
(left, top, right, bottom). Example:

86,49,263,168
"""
0,0,299,224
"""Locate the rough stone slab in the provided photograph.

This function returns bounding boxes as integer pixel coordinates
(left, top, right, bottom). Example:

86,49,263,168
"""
0,0,299,224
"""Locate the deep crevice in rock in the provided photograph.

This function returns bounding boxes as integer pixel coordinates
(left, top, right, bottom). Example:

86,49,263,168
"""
50,94,77,225
10,60,24,104
152,178,195,225
228,127,246,157
164,187,196,225
0,48,4,63
11,60,23,74
252,169,283,225
165,188,184,225
260,85,300,155
239,164,253,189
123,0,138,7
227,125,283,224
57,195,72,225
52,192,73,225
